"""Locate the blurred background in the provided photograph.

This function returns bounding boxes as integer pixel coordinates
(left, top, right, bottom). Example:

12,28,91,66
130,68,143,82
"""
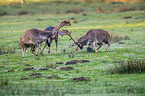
0,0,145,16
0,0,145,5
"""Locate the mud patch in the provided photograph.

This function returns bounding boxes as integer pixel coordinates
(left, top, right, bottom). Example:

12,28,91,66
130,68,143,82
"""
23,67,34,71
28,73,41,78
20,77,28,80
82,13,87,16
102,61,107,63
118,42,125,44
56,62,64,64
38,68,49,70
60,66,74,70
65,60,79,65
71,76,89,81
123,16,132,19
25,64,32,66
8,69,14,72
113,60,125,63
87,47,94,52
80,60,90,63
46,75,60,79
65,60,90,65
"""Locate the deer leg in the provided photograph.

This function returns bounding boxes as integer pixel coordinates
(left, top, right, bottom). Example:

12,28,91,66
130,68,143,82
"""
93,41,97,53
88,41,93,48
21,44,26,57
30,45,38,55
47,39,51,53
55,38,58,54
48,47,50,53
75,46,78,51
36,43,41,55
97,43,103,50
39,41,47,55
39,43,46,55
32,41,41,56
106,42,111,51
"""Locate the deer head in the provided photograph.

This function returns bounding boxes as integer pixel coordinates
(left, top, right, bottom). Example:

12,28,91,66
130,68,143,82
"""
52,20,71,39
60,20,71,27
55,20,71,31
62,29,84,50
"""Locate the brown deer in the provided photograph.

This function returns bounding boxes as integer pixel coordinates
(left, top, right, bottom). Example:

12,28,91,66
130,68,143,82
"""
42,24,71,54
20,20,71,57
63,29,111,52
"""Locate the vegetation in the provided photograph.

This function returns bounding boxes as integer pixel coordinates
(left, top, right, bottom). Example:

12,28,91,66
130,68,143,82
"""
108,58,145,74
0,1,145,95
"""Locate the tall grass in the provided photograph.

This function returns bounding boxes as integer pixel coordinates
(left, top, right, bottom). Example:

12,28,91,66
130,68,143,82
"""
0,45,17,55
110,34,129,43
0,78,9,86
109,58,145,74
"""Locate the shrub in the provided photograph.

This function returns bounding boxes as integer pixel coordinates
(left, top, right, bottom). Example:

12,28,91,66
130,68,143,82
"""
17,10,28,15
0,78,9,86
0,11,8,16
0,46,16,55
110,34,129,43
108,58,145,74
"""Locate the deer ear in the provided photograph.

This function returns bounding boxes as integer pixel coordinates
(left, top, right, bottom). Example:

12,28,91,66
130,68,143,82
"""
76,37,78,41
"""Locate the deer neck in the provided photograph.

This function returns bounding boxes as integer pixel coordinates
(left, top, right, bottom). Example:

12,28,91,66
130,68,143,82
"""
79,35,89,45
52,23,64,35
41,31,52,37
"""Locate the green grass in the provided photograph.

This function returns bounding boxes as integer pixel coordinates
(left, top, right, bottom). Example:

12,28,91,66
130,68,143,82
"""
0,2,145,96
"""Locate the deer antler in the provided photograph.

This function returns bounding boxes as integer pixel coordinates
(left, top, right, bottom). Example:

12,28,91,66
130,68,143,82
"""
62,29,76,44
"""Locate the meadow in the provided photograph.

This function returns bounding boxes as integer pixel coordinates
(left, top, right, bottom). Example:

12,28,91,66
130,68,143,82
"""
0,1,145,96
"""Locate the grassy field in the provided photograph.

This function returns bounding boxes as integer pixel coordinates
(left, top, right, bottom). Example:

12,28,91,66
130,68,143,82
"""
0,2,145,96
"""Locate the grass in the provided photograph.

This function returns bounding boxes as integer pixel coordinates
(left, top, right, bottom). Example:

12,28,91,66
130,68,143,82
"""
0,2,145,96
108,58,145,74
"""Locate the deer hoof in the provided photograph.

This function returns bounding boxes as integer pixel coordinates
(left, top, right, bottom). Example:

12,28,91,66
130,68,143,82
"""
95,50,98,53
35,54,38,56
39,52,43,55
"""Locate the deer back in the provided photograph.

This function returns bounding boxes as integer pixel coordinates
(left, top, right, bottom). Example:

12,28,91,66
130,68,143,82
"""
21,28,53,44
77,29,110,44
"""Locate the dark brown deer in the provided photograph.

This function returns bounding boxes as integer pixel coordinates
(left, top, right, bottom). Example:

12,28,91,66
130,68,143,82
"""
63,29,111,52
42,22,71,54
20,20,71,57
40,20,71,54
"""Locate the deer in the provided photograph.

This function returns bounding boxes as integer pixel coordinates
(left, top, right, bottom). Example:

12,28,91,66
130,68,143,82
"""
41,25,69,54
62,29,111,52
20,20,71,57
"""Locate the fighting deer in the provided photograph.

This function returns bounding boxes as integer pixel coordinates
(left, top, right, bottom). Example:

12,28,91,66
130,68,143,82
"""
63,29,111,52
42,25,70,54
20,20,71,57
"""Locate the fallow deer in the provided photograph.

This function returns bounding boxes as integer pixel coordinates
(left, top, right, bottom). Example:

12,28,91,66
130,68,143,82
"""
42,25,70,54
20,20,71,57
63,29,111,52
41,20,71,54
